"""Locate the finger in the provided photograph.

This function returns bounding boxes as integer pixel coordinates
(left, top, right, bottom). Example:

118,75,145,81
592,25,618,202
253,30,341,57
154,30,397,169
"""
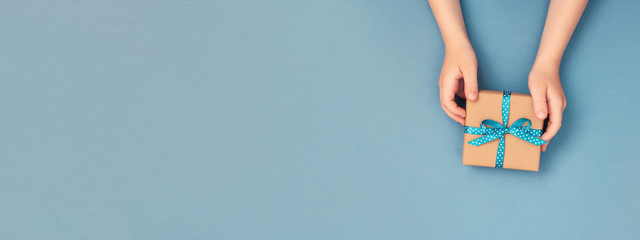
443,98,465,118
440,78,466,118
456,78,465,99
442,104,465,125
462,66,478,101
541,96,563,143
530,84,548,120
541,142,549,152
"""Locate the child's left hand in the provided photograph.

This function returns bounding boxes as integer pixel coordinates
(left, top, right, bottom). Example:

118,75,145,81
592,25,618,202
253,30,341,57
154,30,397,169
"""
528,63,567,152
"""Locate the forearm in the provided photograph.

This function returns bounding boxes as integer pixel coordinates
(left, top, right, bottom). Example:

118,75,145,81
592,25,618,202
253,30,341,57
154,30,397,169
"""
534,0,589,69
428,0,471,49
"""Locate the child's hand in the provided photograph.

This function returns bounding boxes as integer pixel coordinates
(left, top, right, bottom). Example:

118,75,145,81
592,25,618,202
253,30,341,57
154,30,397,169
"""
438,41,478,125
529,63,567,152
527,0,587,152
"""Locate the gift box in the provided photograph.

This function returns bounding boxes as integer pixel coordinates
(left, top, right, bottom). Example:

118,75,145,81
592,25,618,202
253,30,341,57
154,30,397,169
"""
462,90,547,172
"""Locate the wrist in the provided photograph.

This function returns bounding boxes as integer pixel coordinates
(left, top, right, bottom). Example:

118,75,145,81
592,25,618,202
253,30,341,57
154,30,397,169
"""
443,36,472,52
436,18,472,51
532,51,562,71
531,59,560,73
529,60,561,83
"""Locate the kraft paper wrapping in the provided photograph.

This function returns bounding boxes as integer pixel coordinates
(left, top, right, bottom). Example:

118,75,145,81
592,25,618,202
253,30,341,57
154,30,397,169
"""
462,90,544,171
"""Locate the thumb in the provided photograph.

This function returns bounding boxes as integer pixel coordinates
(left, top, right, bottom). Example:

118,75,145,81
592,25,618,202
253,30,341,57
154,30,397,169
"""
530,85,548,120
462,66,478,101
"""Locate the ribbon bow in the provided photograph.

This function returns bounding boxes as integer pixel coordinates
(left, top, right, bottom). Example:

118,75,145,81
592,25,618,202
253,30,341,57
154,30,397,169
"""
466,118,546,146
464,91,547,168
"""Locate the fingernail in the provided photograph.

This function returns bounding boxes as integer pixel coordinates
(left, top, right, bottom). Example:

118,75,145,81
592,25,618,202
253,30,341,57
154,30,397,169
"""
537,111,546,119
468,92,477,100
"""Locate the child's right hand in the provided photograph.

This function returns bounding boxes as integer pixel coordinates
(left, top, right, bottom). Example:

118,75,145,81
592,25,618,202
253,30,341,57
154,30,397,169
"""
438,41,478,125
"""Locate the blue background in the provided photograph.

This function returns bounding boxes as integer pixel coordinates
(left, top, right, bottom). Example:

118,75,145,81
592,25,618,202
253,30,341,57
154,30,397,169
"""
1,0,639,239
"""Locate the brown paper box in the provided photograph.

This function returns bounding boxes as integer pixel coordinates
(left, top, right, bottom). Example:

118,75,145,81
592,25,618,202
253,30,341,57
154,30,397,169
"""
462,90,544,171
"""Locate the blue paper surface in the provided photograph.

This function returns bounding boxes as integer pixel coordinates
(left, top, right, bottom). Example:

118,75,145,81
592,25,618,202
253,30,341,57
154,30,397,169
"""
0,0,638,239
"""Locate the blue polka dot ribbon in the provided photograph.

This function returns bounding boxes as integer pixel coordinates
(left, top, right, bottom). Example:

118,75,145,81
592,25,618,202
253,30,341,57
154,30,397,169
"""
464,91,547,168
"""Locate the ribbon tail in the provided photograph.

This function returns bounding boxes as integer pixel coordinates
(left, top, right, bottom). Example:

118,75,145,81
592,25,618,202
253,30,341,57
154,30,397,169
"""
509,128,548,146
495,136,505,168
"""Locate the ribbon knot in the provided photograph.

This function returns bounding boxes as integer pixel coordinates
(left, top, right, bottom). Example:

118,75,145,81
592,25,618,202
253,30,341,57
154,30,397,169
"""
467,118,546,147
464,91,547,168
